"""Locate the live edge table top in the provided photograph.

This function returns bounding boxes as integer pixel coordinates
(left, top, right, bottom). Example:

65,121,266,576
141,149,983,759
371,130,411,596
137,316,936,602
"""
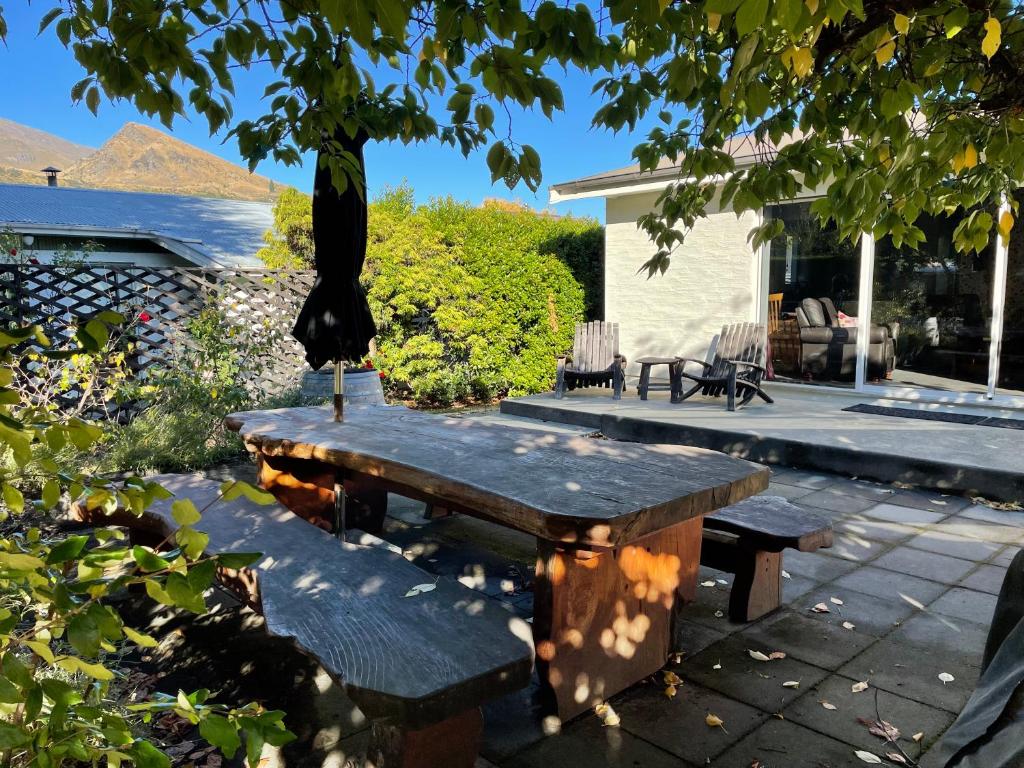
225,405,769,550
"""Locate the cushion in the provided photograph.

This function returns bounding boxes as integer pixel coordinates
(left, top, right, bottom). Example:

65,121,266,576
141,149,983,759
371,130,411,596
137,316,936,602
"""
818,297,841,326
800,298,827,328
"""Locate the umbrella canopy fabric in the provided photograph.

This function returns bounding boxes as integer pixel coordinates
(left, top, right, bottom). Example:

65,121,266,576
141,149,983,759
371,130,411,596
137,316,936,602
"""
292,129,377,370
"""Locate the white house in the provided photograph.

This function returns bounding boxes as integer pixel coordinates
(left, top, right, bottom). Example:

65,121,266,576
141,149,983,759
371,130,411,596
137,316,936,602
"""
550,149,1024,408
0,180,270,267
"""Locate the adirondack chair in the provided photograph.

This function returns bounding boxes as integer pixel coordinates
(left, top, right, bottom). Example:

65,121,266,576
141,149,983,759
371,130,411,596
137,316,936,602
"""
555,322,627,399
673,323,773,411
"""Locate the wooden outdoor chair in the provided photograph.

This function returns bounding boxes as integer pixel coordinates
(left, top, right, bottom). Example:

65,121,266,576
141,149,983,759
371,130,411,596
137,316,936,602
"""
555,321,627,399
673,322,773,411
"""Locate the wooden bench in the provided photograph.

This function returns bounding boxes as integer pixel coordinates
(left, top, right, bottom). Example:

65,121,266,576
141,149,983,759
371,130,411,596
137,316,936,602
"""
76,474,533,768
700,496,833,621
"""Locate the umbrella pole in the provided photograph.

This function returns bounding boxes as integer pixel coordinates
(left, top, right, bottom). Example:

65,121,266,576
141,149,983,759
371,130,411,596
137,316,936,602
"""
333,359,344,423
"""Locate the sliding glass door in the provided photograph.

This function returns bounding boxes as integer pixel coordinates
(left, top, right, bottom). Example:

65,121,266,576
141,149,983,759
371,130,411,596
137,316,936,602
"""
762,199,1021,404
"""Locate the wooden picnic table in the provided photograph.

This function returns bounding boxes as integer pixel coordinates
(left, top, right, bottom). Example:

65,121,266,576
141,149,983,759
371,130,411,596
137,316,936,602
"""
225,405,769,718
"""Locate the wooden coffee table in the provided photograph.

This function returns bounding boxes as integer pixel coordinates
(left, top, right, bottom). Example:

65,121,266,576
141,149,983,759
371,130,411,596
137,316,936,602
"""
636,356,683,401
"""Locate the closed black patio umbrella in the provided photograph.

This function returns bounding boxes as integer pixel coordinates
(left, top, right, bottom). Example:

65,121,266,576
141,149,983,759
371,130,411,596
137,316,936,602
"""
292,127,377,421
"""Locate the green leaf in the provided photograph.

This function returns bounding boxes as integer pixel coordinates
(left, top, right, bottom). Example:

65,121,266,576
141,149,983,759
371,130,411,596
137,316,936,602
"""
68,614,101,657
220,480,275,505
0,551,44,570
123,627,158,648
200,715,241,758
41,479,61,509
130,740,171,768
2,483,24,515
0,723,28,750
37,7,63,33
165,573,207,614
171,498,202,526
133,546,170,573
0,675,22,704
735,0,768,35
217,552,261,570
46,534,89,564
944,6,968,38
175,526,210,560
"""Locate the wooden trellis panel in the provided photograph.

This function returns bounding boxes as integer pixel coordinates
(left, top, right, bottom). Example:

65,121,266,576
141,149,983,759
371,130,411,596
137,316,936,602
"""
0,265,317,407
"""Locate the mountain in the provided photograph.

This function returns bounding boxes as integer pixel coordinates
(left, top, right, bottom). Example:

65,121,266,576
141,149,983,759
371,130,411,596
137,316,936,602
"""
0,119,285,202
0,118,94,185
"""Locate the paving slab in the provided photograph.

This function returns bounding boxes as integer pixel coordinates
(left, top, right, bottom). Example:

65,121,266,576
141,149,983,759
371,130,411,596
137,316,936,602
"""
839,616,986,713
928,587,999,625
782,673,955,755
615,680,767,764
993,547,1022,567
481,683,555,763
835,516,919,544
832,565,950,608
781,573,819,603
959,503,1024,527
712,718,867,768
795,488,880,516
679,635,830,713
903,530,1004,562
930,518,1024,546
871,547,978,584
862,503,949,526
819,531,891,563
780,550,859,583
763,482,817,501
798,584,920,637
824,477,902,502
503,715,692,768
769,468,836,490
958,563,1008,595
675,618,731,658
888,490,971,514
735,609,875,668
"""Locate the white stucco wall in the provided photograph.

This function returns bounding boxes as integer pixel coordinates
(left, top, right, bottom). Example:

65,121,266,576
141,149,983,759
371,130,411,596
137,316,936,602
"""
604,191,760,374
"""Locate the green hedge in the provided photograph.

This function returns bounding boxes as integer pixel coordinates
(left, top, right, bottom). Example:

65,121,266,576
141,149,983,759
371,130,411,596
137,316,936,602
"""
258,186,603,406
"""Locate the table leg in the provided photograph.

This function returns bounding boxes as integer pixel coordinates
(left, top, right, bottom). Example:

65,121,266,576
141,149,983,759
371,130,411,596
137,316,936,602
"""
255,453,388,535
638,363,651,400
532,516,703,720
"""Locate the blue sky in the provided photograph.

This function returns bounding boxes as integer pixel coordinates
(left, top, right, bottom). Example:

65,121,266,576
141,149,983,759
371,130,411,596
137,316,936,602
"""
0,4,660,222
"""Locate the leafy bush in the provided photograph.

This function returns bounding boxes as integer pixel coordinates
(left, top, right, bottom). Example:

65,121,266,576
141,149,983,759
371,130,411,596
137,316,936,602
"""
258,185,604,405
0,319,293,767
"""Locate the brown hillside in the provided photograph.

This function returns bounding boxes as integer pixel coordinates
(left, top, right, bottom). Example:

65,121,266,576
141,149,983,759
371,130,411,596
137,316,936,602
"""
0,117,93,176
62,123,282,202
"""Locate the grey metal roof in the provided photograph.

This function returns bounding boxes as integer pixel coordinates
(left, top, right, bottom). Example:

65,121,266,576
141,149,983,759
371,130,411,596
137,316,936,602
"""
0,183,273,266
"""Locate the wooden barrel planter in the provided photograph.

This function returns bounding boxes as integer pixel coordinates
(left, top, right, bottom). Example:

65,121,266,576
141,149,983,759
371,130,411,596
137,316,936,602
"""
300,367,386,406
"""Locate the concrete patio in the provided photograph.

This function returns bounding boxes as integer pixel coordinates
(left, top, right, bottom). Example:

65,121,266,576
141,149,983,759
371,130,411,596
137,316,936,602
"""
500,385,1024,501
193,409,1022,768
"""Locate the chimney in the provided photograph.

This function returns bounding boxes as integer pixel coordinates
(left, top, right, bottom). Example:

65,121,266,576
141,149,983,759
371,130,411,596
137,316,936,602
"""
40,167,61,187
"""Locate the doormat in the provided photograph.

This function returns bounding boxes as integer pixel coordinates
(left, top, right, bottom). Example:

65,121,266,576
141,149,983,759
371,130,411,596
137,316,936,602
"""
843,403,1024,430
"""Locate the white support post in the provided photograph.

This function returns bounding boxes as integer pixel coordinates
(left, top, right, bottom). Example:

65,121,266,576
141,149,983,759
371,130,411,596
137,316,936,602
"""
854,232,876,391
987,196,1011,399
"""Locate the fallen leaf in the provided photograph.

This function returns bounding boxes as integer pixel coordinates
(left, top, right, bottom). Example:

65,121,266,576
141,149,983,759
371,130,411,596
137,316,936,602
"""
820,701,837,710
852,681,870,693
705,713,727,731
663,671,683,686
842,621,856,630
403,583,437,597
887,753,908,765
700,580,716,587
769,651,787,660
748,650,771,662
939,672,955,684
716,579,729,585
854,750,882,764
912,732,924,742
830,596,844,605
594,703,620,727
713,661,722,670
664,685,677,699
812,602,831,613
782,680,800,689
858,717,900,741
714,610,725,618
781,570,791,579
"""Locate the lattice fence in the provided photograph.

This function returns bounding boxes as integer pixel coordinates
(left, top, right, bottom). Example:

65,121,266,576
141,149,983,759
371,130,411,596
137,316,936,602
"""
0,265,317,404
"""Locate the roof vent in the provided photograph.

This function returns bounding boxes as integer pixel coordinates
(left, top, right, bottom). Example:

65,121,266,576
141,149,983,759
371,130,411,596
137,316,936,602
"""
41,167,61,187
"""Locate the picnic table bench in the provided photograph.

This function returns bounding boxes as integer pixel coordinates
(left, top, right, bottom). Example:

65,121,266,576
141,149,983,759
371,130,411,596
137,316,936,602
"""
702,495,833,621
76,474,533,768
226,405,769,719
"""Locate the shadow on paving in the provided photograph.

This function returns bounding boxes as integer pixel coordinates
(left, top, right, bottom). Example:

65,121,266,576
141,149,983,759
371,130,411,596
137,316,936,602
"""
140,461,1021,767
